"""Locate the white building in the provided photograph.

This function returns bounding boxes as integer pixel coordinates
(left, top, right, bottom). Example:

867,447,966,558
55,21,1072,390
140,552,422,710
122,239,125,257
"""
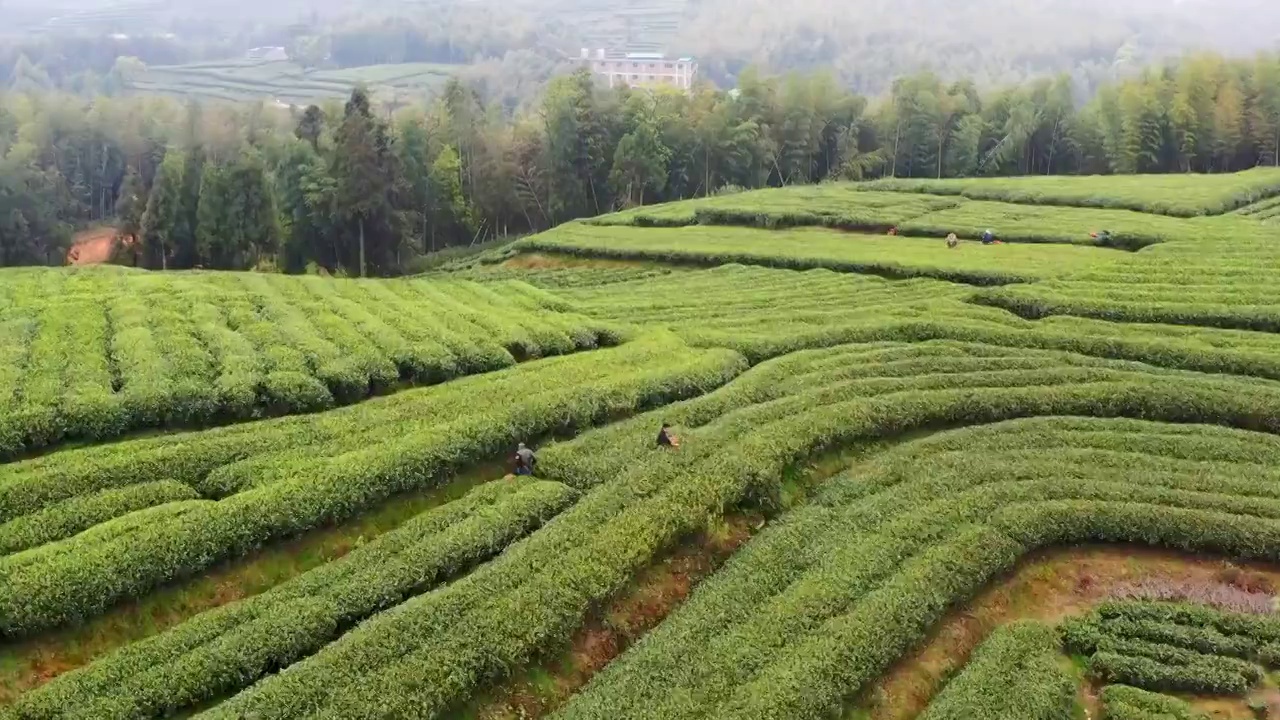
582,49,697,92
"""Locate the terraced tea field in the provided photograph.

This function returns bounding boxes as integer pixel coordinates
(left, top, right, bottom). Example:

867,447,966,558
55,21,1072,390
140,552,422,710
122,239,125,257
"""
7,169,1280,719
128,60,459,105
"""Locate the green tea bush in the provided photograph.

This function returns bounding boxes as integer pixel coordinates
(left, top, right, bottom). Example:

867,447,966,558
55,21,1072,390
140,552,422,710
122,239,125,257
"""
546,402,1280,720
562,265,1280,382
1087,650,1257,696
6,478,575,719
521,223,1117,285
199,346,1280,720
0,481,199,555
861,167,1280,217
0,267,613,459
0,335,746,636
1099,685,1210,720
974,243,1280,332
917,622,1076,720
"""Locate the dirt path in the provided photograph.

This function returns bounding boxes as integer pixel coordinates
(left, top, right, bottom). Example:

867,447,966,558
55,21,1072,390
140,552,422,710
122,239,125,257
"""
66,227,117,265
851,546,1280,720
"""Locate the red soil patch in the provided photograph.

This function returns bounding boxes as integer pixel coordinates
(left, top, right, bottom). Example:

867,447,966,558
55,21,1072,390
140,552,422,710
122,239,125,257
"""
854,546,1280,720
66,227,119,265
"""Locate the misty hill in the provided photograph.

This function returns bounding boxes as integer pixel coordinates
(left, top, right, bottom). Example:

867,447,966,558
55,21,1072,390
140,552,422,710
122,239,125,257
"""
676,0,1280,92
2,0,1279,97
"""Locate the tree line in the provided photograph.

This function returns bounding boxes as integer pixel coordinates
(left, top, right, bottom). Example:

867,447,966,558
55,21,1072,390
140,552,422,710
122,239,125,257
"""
2,50,1279,273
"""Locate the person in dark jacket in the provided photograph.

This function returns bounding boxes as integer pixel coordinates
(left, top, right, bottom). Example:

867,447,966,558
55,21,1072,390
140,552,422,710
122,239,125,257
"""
981,229,996,245
514,442,536,476
657,423,680,448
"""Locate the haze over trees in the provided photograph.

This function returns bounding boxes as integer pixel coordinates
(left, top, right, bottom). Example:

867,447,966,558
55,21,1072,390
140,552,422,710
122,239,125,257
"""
2,0,1279,101
4,48,1280,273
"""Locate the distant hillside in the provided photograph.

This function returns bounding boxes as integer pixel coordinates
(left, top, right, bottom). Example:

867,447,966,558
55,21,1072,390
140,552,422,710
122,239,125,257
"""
3,0,1278,98
675,0,1280,93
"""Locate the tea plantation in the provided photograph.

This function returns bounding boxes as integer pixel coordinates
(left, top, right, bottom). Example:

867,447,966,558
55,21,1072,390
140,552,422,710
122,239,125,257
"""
4,169,1280,718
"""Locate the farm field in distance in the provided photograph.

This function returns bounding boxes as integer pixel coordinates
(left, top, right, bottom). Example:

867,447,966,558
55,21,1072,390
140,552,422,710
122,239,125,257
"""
6,169,1280,719
127,59,460,105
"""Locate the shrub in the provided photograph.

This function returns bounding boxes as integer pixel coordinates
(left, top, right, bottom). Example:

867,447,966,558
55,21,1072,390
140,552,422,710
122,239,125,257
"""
0,481,200,555
917,622,1077,720
0,267,611,459
1099,685,1210,720
202,349,1280,720
7,478,576,719
0,335,746,636
1088,650,1256,696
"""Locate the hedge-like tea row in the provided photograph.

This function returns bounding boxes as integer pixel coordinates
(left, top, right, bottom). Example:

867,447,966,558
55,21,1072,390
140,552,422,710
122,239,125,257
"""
1099,685,1210,720
0,266,617,459
562,265,1280,381
5,477,575,719
519,222,1119,285
0,335,746,636
198,345,1280,719
0,480,199,555
1065,601,1280,660
582,182,1274,248
974,244,1280,333
1063,600,1280,696
861,166,1280,217
550,408,1280,720
1087,647,1257,696
586,187,958,229
917,622,1076,720
1234,194,1280,217
440,264,684,290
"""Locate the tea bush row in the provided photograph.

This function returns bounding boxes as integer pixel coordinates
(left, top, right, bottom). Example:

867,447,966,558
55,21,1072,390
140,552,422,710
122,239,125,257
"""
861,167,1280,217
0,480,199,555
1099,685,1210,720
975,246,1280,332
562,265,1280,381
0,267,615,459
521,223,1117,285
552,408,1280,720
0,335,746,636
1087,648,1258,696
917,621,1076,720
196,344,1280,719
4,477,575,720
1063,600,1280,695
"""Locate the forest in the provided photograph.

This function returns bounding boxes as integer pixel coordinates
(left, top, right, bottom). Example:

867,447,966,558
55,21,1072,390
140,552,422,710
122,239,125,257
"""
4,0,1277,97
2,50,1279,275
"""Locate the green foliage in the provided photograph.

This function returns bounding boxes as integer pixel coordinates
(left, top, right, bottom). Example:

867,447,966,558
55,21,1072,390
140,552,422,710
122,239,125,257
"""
0,334,745,636
1088,650,1256,696
6,477,576,718
557,265,1280,383
546,398,1280,720
918,622,1076,720
189,345,1280,719
522,222,1123,285
863,167,1280,217
975,242,1280,333
1099,685,1210,720
0,480,199,555
6,50,1280,273
1063,600,1280,697
0,266,616,459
